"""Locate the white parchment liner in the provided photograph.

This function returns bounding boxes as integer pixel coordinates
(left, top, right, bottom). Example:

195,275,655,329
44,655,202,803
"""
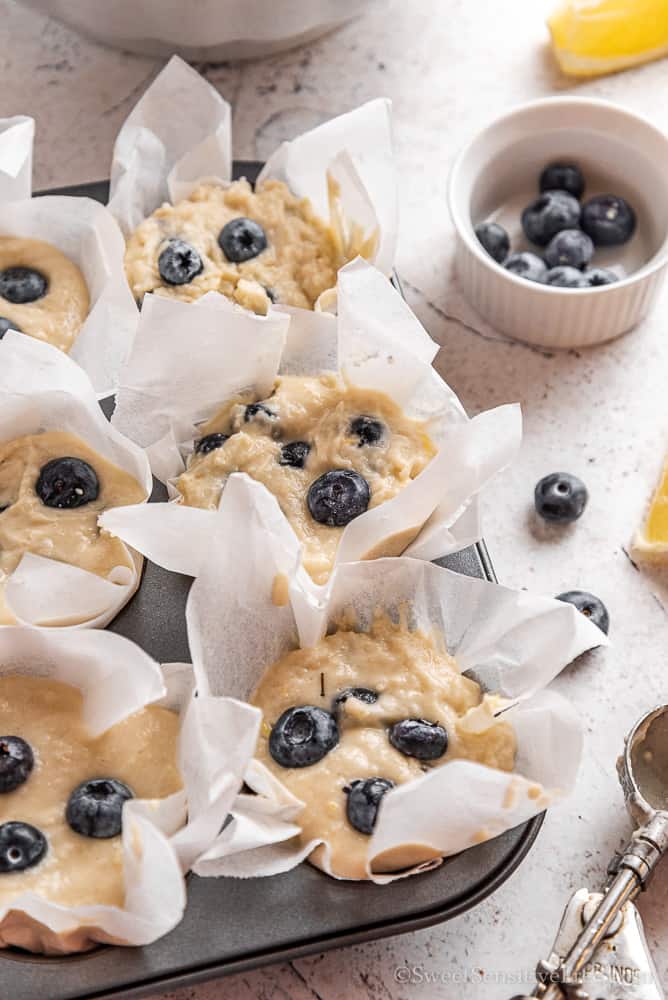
0,626,259,953
0,332,153,629
181,475,608,883
108,54,397,276
0,116,138,397
101,257,521,591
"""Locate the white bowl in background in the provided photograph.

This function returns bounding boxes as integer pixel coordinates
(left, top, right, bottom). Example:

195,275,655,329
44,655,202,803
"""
19,0,374,60
448,97,668,349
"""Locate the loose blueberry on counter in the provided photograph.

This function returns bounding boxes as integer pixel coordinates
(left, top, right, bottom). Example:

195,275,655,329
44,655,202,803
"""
66,778,134,838
195,432,229,455
544,266,589,288
0,267,48,305
503,252,547,283
539,163,585,200
0,821,47,873
307,469,370,527
158,239,203,286
521,190,581,246
581,194,636,246
333,687,378,718
556,590,610,635
389,719,448,761
544,229,594,270
534,472,588,524
350,415,385,447
584,267,619,287
279,440,311,468
244,402,276,423
0,317,21,338
36,457,99,509
218,217,268,263
474,221,510,264
0,736,34,793
269,706,339,768
345,777,395,835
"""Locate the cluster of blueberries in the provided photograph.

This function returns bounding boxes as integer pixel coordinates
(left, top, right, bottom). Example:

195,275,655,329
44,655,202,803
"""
158,216,268,287
269,691,448,836
0,266,49,337
534,471,610,634
196,405,387,528
475,162,636,288
0,735,133,873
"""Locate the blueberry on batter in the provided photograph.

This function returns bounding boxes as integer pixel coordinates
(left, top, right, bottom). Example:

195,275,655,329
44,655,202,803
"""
345,777,394,835
350,416,385,447
66,778,134,839
158,239,203,286
0,267,48,304
0,736,34,793
218,217,268,263
307,470,370,527
0,821,47,873
269,706,339,768
389,719,448,761
36,457,99,509
279,441,311,468
195,433,229,455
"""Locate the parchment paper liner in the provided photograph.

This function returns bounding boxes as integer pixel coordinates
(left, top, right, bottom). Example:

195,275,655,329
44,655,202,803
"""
0,117,138,397
178,474,608,883
0,626,260,953
102,257,521,590
0,333,152,628
108,54,397,278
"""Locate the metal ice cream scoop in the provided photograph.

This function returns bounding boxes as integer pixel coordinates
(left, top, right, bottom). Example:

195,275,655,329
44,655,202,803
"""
513,704,668,1000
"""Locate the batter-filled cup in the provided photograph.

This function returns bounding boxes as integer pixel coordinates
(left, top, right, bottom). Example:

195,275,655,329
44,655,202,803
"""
171,476,609,883
109,56,397,315
101,258,522,590
0,627,259,953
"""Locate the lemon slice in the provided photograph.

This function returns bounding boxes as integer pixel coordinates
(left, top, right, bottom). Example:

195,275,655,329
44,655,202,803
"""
632,456,668,561
548,0,668,77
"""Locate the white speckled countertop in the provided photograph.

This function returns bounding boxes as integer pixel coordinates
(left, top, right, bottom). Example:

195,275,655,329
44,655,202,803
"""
3,0,668,996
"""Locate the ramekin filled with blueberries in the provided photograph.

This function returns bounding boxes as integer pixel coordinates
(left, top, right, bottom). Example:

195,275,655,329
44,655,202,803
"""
448,97,668,348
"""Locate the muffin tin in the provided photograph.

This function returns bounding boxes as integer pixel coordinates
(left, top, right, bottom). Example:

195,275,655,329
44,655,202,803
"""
0,168,543,998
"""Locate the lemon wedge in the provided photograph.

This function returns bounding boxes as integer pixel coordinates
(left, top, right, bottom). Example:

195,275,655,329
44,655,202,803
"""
632,456,668,562
548,0,668,77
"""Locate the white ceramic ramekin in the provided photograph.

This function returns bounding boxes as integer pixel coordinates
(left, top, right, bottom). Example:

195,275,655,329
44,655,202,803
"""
448,97,668,349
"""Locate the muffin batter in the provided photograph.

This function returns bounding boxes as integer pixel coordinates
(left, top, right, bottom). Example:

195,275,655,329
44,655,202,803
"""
0,237,90,352
0,675,181,915
0,430,147,624
124,179,343,314
175,375,436,583
252,619,516,880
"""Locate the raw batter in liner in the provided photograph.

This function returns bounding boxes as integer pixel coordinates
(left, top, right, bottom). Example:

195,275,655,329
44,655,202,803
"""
124,179,365,314
0,431,146,624
175,374,436,584
0,675,181,917
252,618,516,880
0,237,90,352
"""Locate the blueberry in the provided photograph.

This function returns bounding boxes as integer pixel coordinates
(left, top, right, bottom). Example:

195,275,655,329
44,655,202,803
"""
544,266,589,288
307,470,370,527
345,777,394,835
474,221,510,264
66,778,133,838
218,217,268,263
584,267,619,287
503,252,547,283
0,267,48,304
195,432,229,455
544,229,593,270
36,457,99,509
0,736,34,793
244,402,275,423
269,706,339,768
350,416,385,447
534,472,588,523
539,163,585,200
0,316,21,338
521,191,581,246
158,239,203,286
581,194,636,246
333,687,378,718
0,821,47,873
389,719,448,761
279,441,311,468
556,589,609,635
